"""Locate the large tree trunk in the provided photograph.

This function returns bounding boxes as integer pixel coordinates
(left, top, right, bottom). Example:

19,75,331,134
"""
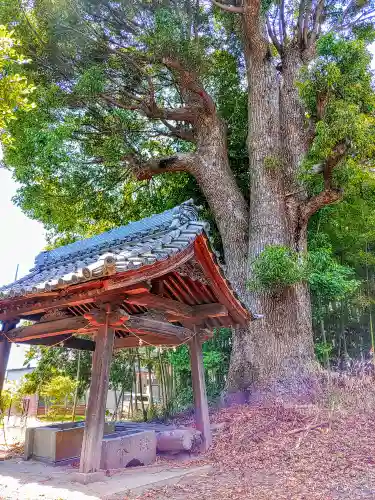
226,14,316,396
192,113,249,299
139,45,317,395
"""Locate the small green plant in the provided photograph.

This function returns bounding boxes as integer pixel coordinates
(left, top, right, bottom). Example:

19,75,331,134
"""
315,341,334,365
264,155,281,170
0,390,11,414
248,245,306,293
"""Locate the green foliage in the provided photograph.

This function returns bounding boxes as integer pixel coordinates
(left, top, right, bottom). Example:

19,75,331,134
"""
314,341,334,364
299,34,375,192
248,245,306,292
75,65,106,96
168,328,232,411
307,244,360,302
248,241,359,300
143,8,209,73
109,350,134,394
0,0,243,245
0,25,35,144
0,390,11,414
22,346,92,398
40,375,77,405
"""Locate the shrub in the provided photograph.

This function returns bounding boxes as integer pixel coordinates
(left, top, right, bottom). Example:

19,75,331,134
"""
248,245,306,293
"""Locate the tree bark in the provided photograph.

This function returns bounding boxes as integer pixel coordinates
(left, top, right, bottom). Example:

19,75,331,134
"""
191,114,249,298
72,350,81,422
136,349,147,421
147,365,154,409
226,6,316,396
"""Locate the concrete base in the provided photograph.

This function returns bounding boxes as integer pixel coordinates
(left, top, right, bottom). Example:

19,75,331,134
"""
70,470,107,485
100,430,156,469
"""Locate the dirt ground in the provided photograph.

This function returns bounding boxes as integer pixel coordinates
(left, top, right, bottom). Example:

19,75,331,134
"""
2,395,375,500
136,402,375,500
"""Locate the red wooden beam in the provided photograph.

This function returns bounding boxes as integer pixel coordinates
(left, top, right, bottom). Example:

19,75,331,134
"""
193,235,250,325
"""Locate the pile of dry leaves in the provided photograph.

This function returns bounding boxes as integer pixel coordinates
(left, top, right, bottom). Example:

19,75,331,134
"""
0,442,24,461
139,401,375,499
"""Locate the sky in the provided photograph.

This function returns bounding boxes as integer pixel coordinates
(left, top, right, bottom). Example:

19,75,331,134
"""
0,168,46,369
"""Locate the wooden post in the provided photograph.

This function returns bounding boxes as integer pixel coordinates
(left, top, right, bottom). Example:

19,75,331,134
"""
79,320,115,473
189,332,212,451
0,322,17,396
0,336,11,396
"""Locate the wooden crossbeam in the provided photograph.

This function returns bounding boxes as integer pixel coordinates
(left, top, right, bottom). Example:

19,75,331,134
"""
6,312,192,343
124,293,228,323
6,316,91,342
18,335,95,351
117,315,193,340
114,335,179,349
83,308,130,327
168,303,228,323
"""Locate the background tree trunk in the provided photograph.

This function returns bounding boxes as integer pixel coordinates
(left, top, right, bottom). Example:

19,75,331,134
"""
147,365,154,409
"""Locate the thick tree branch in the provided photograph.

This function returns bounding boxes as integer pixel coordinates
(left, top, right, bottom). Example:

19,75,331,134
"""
162,58,216,115
302,0,313,48
309,0,325,45
100,93,198,123
297,0,306,44
212,0,244,13
125,153,198,181
143,104,198,122
242,0,269,57
300,142,347,221
99,94,138,111
280,0,287,42
266,17,282,54
300,188,342,222
159,119,196,142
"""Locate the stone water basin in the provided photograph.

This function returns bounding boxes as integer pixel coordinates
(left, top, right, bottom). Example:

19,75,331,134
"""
100,429,157,469
24,421,115,466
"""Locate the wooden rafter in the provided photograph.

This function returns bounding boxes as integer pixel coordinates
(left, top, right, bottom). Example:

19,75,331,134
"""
124,292,194,317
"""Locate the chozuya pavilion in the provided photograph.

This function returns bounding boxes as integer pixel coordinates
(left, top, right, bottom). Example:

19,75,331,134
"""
0,200,249,478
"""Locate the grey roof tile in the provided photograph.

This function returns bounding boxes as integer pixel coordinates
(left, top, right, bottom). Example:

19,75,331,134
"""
0,200,209,298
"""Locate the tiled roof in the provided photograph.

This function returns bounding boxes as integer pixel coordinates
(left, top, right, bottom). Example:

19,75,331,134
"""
0,200,209,298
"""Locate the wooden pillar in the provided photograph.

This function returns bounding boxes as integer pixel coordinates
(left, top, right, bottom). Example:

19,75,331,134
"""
79,322,115,473
0,321,17,396
189,332,212,451
0,336,11,396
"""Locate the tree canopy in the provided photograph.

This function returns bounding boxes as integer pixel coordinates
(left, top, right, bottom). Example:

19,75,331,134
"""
0,24,35,146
